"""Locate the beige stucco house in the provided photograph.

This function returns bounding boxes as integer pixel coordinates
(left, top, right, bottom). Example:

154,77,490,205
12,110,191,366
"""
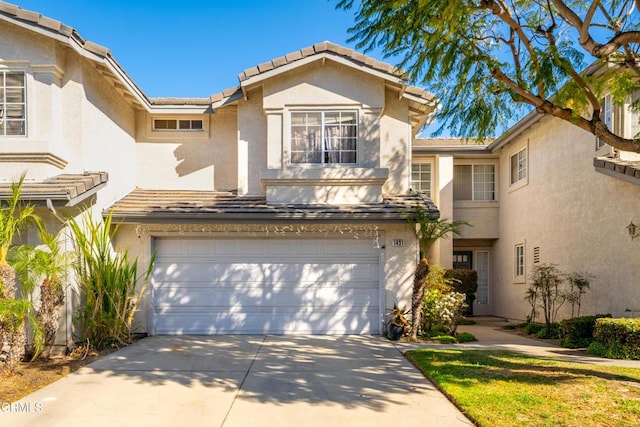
0,2,441,340
1,2,639,344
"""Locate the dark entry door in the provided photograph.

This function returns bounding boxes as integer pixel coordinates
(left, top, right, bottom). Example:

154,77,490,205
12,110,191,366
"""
453,251,473,270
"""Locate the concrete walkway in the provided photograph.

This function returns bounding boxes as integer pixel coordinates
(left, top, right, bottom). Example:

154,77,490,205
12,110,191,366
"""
2,335,472,427
396,316,640,368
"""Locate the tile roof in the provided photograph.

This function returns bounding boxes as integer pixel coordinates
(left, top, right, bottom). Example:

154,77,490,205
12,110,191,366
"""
238,41,405,82
0,172,108,205
107,189,439,223
594,156,640,186
221,41,435,107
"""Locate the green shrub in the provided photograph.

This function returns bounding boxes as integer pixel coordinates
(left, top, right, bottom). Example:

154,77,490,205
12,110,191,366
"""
70,213,156,349
523,322,545,336
587,340,608,357
592,318,640,360
559,314,611,349
446,269,478,315
458,318,476,325
456,331,477,342
445,269,478,295
502,322,527,330
432,335,458,344
536,322,561,339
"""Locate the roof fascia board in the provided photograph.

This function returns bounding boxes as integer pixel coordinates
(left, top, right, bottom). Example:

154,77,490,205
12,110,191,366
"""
412,146,492,155
488,110,542,152
240,53,406,89
0,13,70,45
148,106,211,114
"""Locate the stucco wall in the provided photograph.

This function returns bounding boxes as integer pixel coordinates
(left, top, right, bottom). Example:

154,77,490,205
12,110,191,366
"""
492,115,640,321
135,107,238,191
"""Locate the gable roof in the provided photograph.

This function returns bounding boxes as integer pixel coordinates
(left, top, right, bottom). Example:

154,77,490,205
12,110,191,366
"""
210,41,435,111
0,1,151,109
0,2,434,120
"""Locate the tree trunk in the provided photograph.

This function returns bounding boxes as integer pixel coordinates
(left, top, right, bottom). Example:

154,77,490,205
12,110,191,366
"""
409,259,430,341
38,279,65,357
0,264,25,374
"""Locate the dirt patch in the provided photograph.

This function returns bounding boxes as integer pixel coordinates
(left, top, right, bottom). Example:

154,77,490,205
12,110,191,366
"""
0,347,115,403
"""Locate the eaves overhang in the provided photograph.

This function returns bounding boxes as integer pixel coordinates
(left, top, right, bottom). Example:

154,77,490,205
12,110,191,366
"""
0,172,108,207
594,157,640,186
106,189,440,224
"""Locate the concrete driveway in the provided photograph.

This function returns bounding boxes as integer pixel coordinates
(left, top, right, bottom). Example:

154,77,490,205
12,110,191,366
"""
3,335,471,427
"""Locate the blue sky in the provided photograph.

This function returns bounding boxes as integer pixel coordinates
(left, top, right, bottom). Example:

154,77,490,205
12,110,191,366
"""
13,0,381,98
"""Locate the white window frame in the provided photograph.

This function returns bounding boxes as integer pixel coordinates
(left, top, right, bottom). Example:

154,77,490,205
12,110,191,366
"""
453,163,496,201
411,162,432,197
290,110,358,165
0,71,26,137
510,147,527,186
514,243,525,281
153,118,204,131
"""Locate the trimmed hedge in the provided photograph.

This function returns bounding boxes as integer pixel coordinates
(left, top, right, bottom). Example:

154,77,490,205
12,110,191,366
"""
559,314,611,349
590,318,640,360
446,269,478,315
445,269,478,295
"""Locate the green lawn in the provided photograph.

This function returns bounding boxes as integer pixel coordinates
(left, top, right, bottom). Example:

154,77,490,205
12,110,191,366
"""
406,349,640,427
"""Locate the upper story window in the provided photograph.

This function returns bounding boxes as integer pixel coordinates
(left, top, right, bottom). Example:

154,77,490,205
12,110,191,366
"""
597,95,612,150
291,111,357,164
153,119,203,131
510,147,527,185
411,163,432,197
0,71,26,136
453,164,495,201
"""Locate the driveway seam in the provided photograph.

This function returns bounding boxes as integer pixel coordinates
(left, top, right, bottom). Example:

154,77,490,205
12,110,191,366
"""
220,335,267,427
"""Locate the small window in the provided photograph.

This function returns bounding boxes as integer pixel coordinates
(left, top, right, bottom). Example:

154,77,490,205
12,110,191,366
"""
597,95,612,149
515,244,525,279
510,148,527,185
291,111,357,164
153,119,203,131
0,71,26,136
411,163,432,197
453,164,495,201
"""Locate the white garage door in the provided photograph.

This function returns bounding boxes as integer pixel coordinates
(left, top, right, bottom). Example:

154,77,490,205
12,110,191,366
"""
151,237,380,334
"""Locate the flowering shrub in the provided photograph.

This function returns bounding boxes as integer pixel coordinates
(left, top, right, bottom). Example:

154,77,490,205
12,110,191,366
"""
421,288,467,337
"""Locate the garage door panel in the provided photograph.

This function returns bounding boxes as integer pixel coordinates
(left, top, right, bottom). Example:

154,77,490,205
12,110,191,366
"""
153,308,379,335
154,286,380,307
153,262,379,284
152,237,381,335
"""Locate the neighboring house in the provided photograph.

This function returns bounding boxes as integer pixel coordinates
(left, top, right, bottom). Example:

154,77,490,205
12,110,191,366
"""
414,109,640,320
0,2,438,340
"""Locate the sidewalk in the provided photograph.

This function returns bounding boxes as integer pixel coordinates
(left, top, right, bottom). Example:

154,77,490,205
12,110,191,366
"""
394,316,640,368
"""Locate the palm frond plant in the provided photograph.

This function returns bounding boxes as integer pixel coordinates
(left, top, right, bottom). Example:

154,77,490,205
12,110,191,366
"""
11,223,73,357
401,205,469,340
69,212,155,349
0,174,39,374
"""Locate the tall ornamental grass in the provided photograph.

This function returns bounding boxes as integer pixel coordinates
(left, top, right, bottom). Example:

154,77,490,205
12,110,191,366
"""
69,212,154,349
